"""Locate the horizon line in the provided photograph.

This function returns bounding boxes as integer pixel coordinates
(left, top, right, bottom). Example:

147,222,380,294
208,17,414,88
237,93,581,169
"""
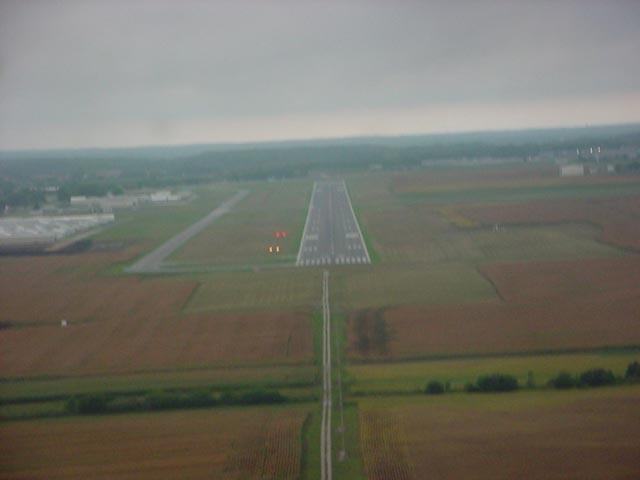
2,120,640,155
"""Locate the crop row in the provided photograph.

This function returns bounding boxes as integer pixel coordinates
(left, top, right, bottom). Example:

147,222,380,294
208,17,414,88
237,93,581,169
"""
360,411,415,480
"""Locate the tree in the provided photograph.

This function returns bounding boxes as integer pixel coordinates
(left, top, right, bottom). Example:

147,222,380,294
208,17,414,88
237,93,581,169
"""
625,361,640,381
425,380,445,395
549,371,576,389
579,368,616,387
474,374,519,392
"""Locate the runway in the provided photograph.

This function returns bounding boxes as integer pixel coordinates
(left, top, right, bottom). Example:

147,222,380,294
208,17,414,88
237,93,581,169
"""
297,180,370,267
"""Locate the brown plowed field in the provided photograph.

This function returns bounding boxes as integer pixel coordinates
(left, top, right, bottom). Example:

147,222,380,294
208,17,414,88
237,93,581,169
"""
387,388,640,480
462,194,640,250
0,407,308,480
360,411,415,480
1,308,313,377
0,250,313,377
348,256,640,360
480,256,640,304
0,246,157,326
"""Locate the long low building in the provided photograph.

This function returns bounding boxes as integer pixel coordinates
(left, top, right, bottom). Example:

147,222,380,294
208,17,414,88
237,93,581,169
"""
0,214,114,246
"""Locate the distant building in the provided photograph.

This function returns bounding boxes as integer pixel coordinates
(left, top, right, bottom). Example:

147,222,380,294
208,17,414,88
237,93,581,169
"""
70,195,138,211
70,195,89,206
560,164,584,177
150,190,181,202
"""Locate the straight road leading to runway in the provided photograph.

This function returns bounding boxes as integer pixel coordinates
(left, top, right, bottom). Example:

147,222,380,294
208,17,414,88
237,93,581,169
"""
297,180,370,267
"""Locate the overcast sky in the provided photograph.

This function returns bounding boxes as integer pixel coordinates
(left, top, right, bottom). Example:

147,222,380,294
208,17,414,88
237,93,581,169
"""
1,0,639,150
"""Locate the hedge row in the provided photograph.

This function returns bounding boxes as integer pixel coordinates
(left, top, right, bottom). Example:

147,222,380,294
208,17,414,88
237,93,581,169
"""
66,388,288,415
424,361,640,395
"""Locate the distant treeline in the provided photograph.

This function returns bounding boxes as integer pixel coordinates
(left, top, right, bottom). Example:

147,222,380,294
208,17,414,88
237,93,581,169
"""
2,125,640,210
424,361,640,395
65,388,291,416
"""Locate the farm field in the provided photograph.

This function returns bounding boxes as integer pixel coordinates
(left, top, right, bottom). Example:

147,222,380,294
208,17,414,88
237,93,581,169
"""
348,171,632,266
330,263,495,309
3,166,640,479
2,308,313,377
185,268,322,313
0,406,309,480
169,180,311,265
393,169,640,205
461,193,640,250
480,255,640,304
362,208,621,265
0,228,314,379
347,350,640,395
0,248,196,328
0,364,317,402
347,289,640,361
342,170,640,361
359,387,640,479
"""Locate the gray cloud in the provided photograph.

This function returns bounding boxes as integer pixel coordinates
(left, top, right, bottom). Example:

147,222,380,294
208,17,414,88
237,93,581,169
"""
1,0,639,149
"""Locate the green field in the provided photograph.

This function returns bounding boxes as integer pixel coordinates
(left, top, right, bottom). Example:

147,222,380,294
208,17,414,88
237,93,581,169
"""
347,172,626,267
0,364,317,402
95,184,237,248
331,263,496,309
184,268,322,312
347,350,640,395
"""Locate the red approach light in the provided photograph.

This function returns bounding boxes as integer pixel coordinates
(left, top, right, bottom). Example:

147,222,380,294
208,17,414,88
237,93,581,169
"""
275,231,281,238
276,245,281,253
281,231,287,238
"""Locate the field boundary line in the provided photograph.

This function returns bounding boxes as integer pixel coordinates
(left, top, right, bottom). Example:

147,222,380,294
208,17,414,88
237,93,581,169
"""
297,182,317,266
347,344,640,366
342,179,371,263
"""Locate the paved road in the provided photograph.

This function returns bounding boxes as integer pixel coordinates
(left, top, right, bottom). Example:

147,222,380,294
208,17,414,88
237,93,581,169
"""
297,180,370,267
127,190,248,273
320,269,333,480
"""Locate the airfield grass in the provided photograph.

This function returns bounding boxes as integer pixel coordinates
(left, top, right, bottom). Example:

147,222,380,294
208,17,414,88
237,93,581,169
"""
169,179,312,265
463,193,640,251
300,407,321,480
330,263,495,309
185,268,323,312
94,184,237,248
332,403,366,480
348,170,628,267
363,209,622,265
359,386,640,480
347,350,640,395
0,405,310,480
